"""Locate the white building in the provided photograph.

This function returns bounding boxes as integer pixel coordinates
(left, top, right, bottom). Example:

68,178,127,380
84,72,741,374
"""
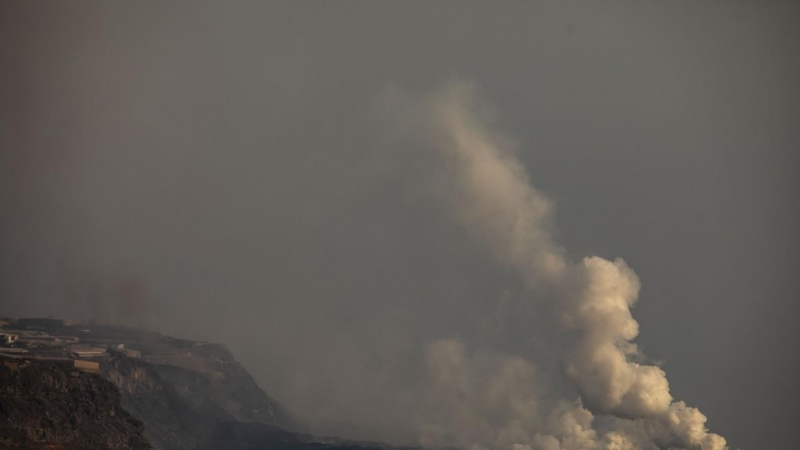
0,333,19,347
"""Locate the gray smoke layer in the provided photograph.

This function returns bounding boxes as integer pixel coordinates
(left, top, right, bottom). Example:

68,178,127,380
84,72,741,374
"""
377,82,728,450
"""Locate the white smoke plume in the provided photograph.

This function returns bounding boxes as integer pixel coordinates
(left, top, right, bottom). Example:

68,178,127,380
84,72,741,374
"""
377,81,728,450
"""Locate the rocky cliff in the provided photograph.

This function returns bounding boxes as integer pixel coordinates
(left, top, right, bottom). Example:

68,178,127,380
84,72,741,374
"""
0,320,411,450
99,337,299,450
0,360,151,450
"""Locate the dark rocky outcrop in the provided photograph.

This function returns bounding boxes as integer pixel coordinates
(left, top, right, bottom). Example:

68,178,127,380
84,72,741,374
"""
0,360,151,450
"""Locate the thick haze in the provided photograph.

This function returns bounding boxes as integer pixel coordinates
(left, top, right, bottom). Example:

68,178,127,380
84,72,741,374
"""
1,2,798,449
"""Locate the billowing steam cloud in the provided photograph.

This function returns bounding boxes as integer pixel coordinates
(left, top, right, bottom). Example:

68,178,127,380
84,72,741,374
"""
378,82,728,450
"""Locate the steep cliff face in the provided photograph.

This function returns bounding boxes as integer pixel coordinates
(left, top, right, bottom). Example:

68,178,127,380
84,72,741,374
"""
0,361,151,450
147,340,297,428
102,355,406,450
101,339,299,450
103,356,223,450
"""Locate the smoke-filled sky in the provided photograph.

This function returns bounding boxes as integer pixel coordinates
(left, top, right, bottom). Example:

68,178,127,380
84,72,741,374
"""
1,2,798,449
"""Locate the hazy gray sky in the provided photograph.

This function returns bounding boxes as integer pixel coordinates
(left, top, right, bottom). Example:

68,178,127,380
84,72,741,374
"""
1,2,798,449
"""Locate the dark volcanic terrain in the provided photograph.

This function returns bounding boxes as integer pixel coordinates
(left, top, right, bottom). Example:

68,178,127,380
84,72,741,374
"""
0,360,150,450
0,317,405,450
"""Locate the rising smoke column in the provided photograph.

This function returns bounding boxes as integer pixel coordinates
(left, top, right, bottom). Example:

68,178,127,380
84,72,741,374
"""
378,82,728,450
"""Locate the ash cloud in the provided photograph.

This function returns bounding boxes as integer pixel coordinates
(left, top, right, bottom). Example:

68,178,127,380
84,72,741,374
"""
377,81,728,450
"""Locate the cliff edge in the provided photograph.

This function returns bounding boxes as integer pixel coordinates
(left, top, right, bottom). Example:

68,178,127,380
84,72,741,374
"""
0,360,151,450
